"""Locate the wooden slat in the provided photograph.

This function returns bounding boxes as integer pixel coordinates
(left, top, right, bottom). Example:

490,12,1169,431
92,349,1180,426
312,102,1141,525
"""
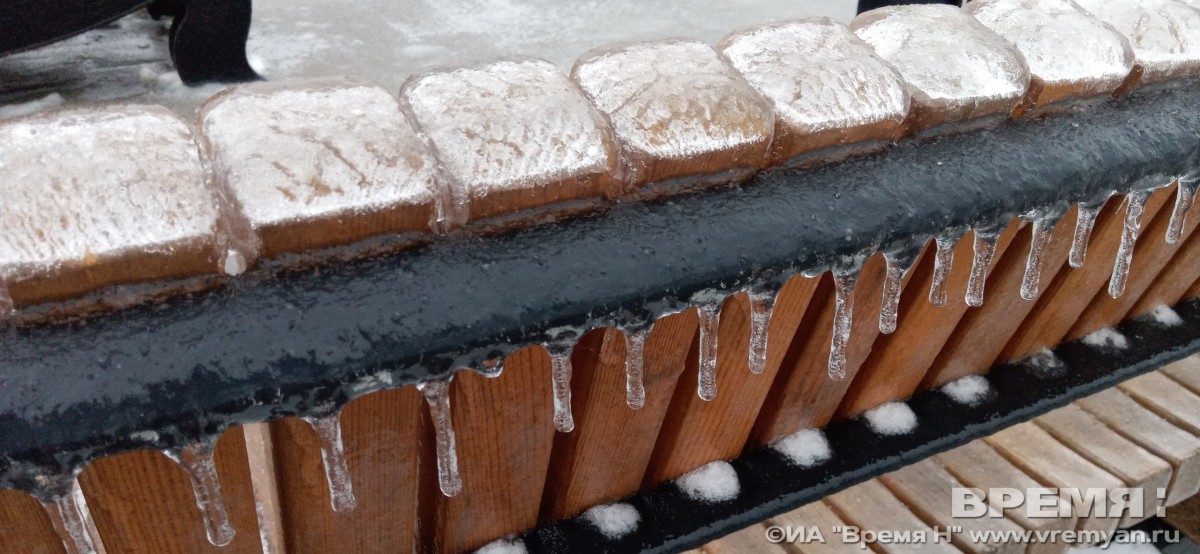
1118,371,1200,436
0,489,65,554
241,423,286,554
704,524,788,554
1075,387,1200,506
921,208,1077,390
1033,404,1172,526
1000,188,1174,361
879,458,1025,554
824,480,959,554
1127,199,1200,318
1160,356,1200,395
422,346,556,554
644,275,823,484
769,502,864,554
936,441,1074,554
268,386,422,552
78,427,262,554
984,422,1124,536
539,317,691,523
840,222,1022,418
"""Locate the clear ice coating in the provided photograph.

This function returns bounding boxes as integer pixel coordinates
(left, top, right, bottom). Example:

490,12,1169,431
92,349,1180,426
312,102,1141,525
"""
879,252,917,334
828,267,859,381
696,304,721,400
965,229,1000,307
164,443,237,546
1070,202,1103,268
1110,190,1151,298
747,293,775,375
417,380,463,497
1072,0,1200,84
624,327,650,410
1020,217,1057,301
304,414,357,513
1167,179,1198,245
42,479,99,554
929,234,957,307
548,349,576,432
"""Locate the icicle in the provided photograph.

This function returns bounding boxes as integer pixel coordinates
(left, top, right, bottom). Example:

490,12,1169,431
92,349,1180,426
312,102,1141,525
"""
165,443,236,546
1167,178,1199,245
548,347,575,432
1069,202,1101,268
965,229,999,307
1020,219,1056,301
304,414,356,513
1109,190,1151,298
624,327,649,410
696,304,720,400
929,235,956,307
417,380,463,497
879,252,918,334
747,293,774,375
42,478,99,554
828,267,859,381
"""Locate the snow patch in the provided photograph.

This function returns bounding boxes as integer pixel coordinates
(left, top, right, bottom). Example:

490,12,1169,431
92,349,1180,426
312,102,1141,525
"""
582,503,640,539
476,537,527,554
0,93,65,121
863,401,917,436
1148,305,1184,327
676,460,739,503
1081,327,1128,349
1025,348,1066,377
772,429,832,467
941,375,991,407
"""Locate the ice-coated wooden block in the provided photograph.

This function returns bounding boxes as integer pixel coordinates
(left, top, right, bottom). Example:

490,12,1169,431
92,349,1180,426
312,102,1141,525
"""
200,77,444,258
400,58,618,223
0,105,249,312
1073,0,1200,87
571,39,774,190
966,0,1135,109
851,4,1031,133
719,18,909,166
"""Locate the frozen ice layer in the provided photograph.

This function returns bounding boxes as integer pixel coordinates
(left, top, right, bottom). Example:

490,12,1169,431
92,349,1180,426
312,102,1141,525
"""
719,18,909,165
400,58,618,223
1073,0,1200,87
199,78,443,258
966,0,1135,108
0,105,249,310
571,39,773,190
851,5,1031,133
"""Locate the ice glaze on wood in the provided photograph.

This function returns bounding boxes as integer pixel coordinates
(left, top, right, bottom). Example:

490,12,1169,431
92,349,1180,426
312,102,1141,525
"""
1072,0,1200,88
718,18,909,166
571,39,773,192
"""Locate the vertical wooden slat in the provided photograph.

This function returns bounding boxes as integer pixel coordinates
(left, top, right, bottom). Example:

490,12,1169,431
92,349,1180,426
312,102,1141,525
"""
0,489,65,554
1000,188,1173,361
423,346,556,553
269,386,422,552
644,275,823,484
1125,196,1200,317
78,427,262,554
241,423,286,554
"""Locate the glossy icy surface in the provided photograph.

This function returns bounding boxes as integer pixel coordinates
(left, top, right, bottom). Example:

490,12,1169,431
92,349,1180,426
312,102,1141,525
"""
966,0,1134,101
1073,0,1200,84
719,18,908,135
200,78,440,237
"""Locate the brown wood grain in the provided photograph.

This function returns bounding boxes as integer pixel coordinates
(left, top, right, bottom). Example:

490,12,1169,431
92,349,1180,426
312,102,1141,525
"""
839,222,1022,418
824,480,959,554
421,346,557,553
0,489,66,554
539,314,693,523
643,275,824,485
77,427,261,554
1124,189,1200,318
269,386,422,553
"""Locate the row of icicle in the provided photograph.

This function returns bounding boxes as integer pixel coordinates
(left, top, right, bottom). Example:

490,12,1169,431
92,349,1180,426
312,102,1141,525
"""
34,177,1196,553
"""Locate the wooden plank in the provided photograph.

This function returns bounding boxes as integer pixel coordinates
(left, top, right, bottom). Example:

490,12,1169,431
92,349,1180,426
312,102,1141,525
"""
704,524,788,554
921,207,1077,390
824,480,959,554
1160,356,1200,396
840,221,1022,418
422,346,557,553
1118,371,1200,436
769,502,864,554
240,423,286,554
879,458,1025,554
1075,387,1200,506
1067,183,1200,340
984,422,1125,536
936,441,1074,554
1000,188,1173,362
1164,493,1200,545
1126,199,1200,318
751,249,925,446
268,386,422,552
77,427,262,554
644,275,823,484
539,318,691,523
0,489,65,554
1033,405,1172,526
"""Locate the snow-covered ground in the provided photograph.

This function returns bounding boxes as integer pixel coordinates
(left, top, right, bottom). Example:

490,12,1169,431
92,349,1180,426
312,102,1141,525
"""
0,0,855,120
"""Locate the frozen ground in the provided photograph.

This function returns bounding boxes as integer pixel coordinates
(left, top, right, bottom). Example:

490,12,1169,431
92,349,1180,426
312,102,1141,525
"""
0,0,855,120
